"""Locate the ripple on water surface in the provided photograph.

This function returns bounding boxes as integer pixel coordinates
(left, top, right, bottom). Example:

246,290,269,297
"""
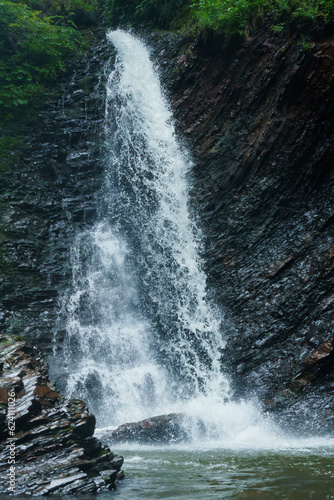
97,446,334,499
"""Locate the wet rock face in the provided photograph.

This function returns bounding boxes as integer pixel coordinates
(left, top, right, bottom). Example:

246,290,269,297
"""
0,335,124,495
1,20,334,436
151,29,334,427
106,413,189,445
0,29,112,354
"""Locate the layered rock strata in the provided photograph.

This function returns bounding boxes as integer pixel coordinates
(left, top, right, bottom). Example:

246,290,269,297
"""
0,335,124,495
1,21,334,437
0,29,111,355
149,26,334,430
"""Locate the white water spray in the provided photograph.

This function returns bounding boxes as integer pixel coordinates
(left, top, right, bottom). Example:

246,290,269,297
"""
52,29,287,445
104,29,229,399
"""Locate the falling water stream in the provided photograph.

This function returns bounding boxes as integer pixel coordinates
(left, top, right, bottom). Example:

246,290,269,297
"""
51,30,334,498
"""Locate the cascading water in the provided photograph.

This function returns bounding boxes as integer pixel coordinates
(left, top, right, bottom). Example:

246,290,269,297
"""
48,28,334,500
51,29,279,443
103,30,229,401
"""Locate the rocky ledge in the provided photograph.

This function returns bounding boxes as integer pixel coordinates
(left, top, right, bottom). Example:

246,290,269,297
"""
106,413,188,445
0,335,124,495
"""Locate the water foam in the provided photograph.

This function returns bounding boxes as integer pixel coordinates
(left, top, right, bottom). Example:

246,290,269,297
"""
52,30,333,449
104,29,228,400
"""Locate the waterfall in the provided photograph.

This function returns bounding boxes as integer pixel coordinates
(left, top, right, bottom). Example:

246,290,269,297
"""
51,29,278,443
103,30,229,400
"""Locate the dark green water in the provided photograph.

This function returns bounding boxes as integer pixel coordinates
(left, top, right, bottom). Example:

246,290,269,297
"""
2,445,333,500
102,445,334,499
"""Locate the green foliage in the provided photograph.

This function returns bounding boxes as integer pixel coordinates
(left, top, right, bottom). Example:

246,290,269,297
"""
191,0,334,34
11,0,101,24
104,0,154,26
20,0,99,12
191,0,268,32
107,0,190,28
0,1,85,114
271,22,285,32
298,34,313,50
135,0,155,18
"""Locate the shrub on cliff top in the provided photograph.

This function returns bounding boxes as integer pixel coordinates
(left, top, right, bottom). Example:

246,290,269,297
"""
192,0,267,32
0,1,82,114
105,0,191,28
191,0,334,34
11,0,100,25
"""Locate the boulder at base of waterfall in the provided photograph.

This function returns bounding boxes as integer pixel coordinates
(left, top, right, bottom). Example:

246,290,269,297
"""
0,335,124,496
107,413,190,444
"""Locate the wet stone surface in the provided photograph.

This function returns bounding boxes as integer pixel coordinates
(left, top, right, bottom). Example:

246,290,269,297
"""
0,335,124,495
0,28,113,354
1,21,334,456
148,27,334,431
105,413,189,445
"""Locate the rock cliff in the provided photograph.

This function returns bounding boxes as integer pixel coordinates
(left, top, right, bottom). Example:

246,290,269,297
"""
151,26,334,430
0,30,124,495
0,29,110,353
0,335,123,495
1,20,334,480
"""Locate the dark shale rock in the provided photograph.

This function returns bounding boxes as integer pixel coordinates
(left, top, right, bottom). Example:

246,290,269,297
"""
0,28,112,355
1,18,334,439
107,413,189,444
289,338,334,392
0,335,124,495
151,27,334,431
264,338,334,431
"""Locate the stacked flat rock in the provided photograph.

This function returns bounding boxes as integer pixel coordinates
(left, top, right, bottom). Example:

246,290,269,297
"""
0,335,123,495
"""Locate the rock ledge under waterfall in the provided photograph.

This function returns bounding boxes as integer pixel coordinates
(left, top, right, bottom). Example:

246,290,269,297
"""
0,335,124,495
